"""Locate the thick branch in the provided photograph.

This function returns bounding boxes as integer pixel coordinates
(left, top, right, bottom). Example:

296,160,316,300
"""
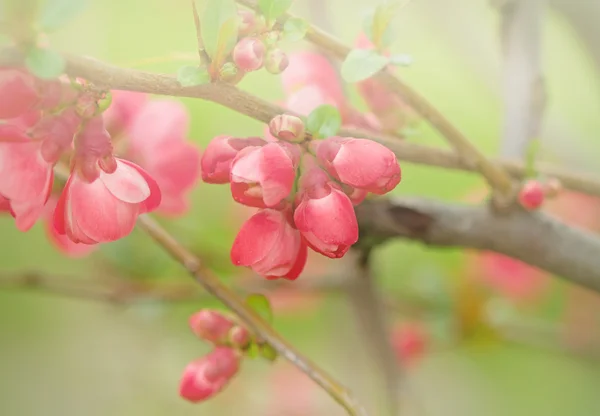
498,0,546,158
236,0,514,200
1,48,598,197
356,197,600,293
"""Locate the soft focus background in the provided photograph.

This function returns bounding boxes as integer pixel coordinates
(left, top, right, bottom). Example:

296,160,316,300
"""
2,0,600,415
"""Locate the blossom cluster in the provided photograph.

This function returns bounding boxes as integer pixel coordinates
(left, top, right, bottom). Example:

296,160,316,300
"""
180,309,250,402
0,68,200,256
201,112,401,280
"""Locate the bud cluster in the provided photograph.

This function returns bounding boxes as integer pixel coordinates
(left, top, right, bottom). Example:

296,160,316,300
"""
201,114,401,280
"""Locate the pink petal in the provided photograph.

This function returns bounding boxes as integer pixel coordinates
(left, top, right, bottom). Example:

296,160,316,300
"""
127,100,189,151
44,196,96,257
0,141,52,202
100,159,150,204
258,143,296,207
279,240,308,281
285,85,337,117
0,68,39,119
230,209,281,267
119,159,162,213
103,90,148,135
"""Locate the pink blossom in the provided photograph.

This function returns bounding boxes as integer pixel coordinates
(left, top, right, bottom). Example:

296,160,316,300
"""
53,158,161,244
0,68,40,119
230,142,297,208
293,158,358,258
201,135,267,184
316,137,401,194
125,100,201,215
102,90,148,136
179,347,240,403
43,196,96,258
285,84,338,117
188,310,235,344
233,38,265,72
0,194,9,212
231,209,307,280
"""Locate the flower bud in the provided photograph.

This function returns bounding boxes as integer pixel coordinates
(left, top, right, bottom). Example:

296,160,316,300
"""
268,114,305,142
229,326,251,348
264,48,289,74
238,10,257,36
518,180,545,210
219,62,244,84
233,38,265,72
189,310,235,344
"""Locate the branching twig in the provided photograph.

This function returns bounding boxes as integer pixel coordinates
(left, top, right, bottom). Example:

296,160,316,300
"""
135,215,368,416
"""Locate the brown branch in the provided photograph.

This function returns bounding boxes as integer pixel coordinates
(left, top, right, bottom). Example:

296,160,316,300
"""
497,0,546,158
135,215,367,416
356,197,600,294
1,48,598,197
236,0,515,203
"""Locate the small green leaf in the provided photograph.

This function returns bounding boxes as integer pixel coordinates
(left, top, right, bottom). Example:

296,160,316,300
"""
177,65,211,86
245,293,273,323
282,17,308,41
525,139,540,178
259,344,278,362
259,0,293,25
245,342,260,358
389,53,413,66
341,48,389,83
200,0,238,59
306,105,341,138
40,0,89,31
25,47,65,79
211,15,240,69
362,6,395,51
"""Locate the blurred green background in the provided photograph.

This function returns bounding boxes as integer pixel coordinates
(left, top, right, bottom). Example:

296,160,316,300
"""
1,0,600,415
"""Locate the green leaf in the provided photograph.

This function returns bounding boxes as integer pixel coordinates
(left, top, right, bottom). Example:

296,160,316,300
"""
211,16,240,69
259,344,278,362
525,139,540,178
177,65,211,86
245,342,260,358
306,104,342,138
40,0,89,31
282,17,308,41
245,293,273,323
258,0,293,25
25,47,65,79
200,0,238,59
389,53,413,66
341,48,389,83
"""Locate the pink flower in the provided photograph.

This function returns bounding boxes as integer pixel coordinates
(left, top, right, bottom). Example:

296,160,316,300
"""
293,159,358,258
53,158,161,244
0,68,40,119
231,209,307,280
0,135,54,231
316,137,401,194
43,196,96,258
201,135,267,184
188,310,235,344
232,38,265,72
285,84,338,117
125,100,201,215
103,90,148,136
0,194,9,212
230,142,297,208
179,347,240,403
281,52,344,106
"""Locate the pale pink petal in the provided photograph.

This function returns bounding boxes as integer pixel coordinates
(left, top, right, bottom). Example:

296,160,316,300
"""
119,159,162,213
127,100,189,150
100,159,151,204
285,85,337,117
231,209,281,268
0,141,52,202
281,52,344,104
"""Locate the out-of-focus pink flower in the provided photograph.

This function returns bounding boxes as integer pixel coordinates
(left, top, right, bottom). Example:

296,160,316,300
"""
0,68,40,119
188,310,235,344
53,158,161,244
102,90,148,136
201,135,267,184
285,85,338,117
230,142,297,208
231,209,307,280
43,196,96,257
281,52,344,106
125,100,201,215
316,137,401,194
179,347,241,403
293,157,358,258
391,322,428,365
265,365,316,416
228,326,251,348
233,38,265,72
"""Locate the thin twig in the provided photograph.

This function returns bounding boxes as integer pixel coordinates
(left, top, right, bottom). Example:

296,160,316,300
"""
235,0,515,203
190,0,210,64
136,215,368,416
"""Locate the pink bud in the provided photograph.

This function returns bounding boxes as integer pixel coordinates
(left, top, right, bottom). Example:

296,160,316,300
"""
268,114,305,142
201,135,267,184
230,142,297,208
391,323,427,365
231,209,307,280
294,157,358,258
264,48,289,74
518,180,544,210
179,347,240,403
316,137,401,195
0,68,40,119
188,310,235,344
238,10,257,36
229,326,251,348
233,38,265,72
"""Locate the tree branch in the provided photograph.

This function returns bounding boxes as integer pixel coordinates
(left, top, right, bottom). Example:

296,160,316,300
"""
356,197,600,294
1,48,598,197
236,0,515,202
497,0,546,158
